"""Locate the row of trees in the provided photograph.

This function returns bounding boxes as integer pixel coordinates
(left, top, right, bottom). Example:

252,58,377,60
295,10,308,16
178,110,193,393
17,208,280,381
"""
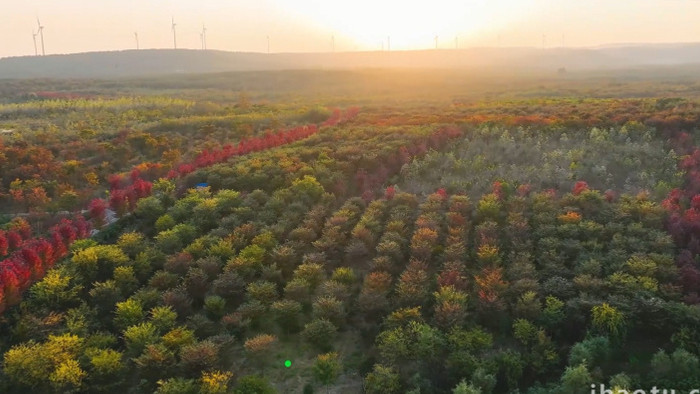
0,93,345,214
0,107,359,315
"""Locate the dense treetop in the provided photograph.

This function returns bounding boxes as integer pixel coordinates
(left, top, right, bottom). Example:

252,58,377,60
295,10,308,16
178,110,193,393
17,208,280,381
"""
2,72,700,393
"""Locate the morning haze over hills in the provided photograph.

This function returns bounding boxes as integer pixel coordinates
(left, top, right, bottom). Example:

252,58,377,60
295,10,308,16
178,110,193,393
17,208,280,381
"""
2,43,700,79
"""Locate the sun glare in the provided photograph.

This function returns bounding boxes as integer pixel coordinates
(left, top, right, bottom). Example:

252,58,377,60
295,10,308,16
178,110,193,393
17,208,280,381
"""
279,0,530,50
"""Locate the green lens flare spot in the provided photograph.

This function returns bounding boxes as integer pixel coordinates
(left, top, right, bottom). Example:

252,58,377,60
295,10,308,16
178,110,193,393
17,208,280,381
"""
284,360,292,368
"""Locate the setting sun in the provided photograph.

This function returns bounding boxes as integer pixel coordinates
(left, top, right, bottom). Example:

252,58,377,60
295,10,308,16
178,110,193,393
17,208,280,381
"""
279,0,531,50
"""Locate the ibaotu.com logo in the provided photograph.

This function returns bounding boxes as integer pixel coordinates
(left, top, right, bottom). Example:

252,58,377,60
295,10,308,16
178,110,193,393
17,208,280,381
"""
592,384,700,394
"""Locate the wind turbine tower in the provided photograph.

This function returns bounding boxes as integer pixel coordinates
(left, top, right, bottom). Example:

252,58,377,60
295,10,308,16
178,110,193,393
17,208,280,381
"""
201,24,207,50
36,18,45,56
32,31,38,56
134,32,139,50
171,17,177,49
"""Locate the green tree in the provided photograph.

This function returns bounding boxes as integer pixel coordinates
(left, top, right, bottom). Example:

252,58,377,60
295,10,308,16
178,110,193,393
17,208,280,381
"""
592,303,626,339
70,245,129,286
49,358,87,392
377,321,444,366
284,278,312,304
135,196,165,222
559,363,592,394
150,306,178,333
312,296,346,327
204,296,226,321
114,298,145,330
453,379,482,394
302,319,337,352
156,214,176,232
123,322,159,356
246,280,278,305
90,280,124,313
331,267,356,286
271,299,303,333
162,326,196,352
234,375,276,394
87,348,126,390
3,342,52,388
364,364,401,394
568,336,610,368
312,352,342,394
113,266,139,295
29,268,81,309
293,263,325,291
117,232,147,258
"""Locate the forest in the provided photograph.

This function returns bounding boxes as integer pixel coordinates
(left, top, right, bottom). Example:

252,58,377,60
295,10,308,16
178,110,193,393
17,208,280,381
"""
2,69,700,393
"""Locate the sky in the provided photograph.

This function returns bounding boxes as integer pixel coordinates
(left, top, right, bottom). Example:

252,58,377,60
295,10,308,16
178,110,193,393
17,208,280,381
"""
1,0,700,58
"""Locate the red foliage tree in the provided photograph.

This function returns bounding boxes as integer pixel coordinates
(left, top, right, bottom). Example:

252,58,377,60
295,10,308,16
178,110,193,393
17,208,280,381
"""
437,268,468,291
0,268,21,306
51,232,68,261
474,267,506,304
89,198,108,228
492,181,504,200
0,231,8,257
384,186,396,201
572,181,589,196
108,174,125,190
517,184,532,197
6,232,22,250
22,247,44,281
109,189,128,217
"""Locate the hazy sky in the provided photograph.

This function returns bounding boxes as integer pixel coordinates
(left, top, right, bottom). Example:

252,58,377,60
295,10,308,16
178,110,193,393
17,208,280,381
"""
2,0,700,58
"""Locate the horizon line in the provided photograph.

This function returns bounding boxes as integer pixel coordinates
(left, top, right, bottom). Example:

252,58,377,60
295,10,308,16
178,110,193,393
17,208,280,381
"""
2,40,700,60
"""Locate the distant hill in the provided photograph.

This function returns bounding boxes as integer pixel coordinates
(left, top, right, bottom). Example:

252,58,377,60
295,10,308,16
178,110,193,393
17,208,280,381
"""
1,44,700,79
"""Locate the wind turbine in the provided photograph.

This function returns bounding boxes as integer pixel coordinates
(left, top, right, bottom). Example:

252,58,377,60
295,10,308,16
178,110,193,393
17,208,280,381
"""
266,35,270,53
171,17,177,49
134,32,139,50
32,31,38,56
36,18,45,56
201,24,207,50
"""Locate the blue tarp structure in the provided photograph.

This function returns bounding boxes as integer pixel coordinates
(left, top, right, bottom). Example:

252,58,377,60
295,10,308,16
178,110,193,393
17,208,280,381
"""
195,183,209,188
